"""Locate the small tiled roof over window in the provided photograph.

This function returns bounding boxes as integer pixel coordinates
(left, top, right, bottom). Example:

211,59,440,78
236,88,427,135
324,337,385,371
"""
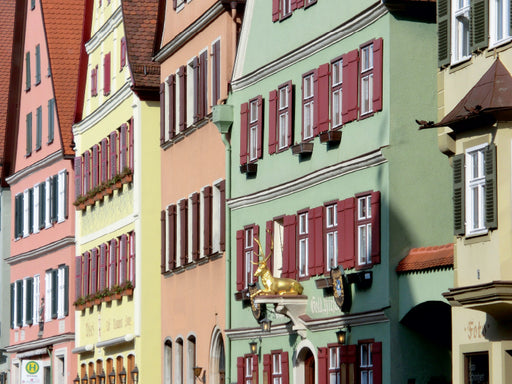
396,243,454,274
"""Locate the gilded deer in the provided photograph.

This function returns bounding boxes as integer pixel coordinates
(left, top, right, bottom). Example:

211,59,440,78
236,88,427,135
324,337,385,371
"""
250,237,304,298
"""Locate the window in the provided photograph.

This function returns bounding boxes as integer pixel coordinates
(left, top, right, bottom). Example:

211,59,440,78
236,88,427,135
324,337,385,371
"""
263,351,288,384
331,58,343,128
31,0,35,10
278,83,290,150
491,0,510,45
360,44,373,116
269,82,293,154
244,227,254,288
240,96,262,166
36,106,42,150
175,338,184,384
237,354,257,384
249,99,259,161
104,53,111,96
44,265,69,321
452,0,470,63
357,195,372,266
26,112,32,156
359,343,373,384
48,98,55,143
302,73,314,140
271,352,282,384
35,45,41,85
164,341,172,384
236,224,259,291
10,276,39,328
466,145,486,235
325,203,338,271
120,37,127,70
187,336,196,384
281,0,291,18
26,52,31,90
211,40,221,107
329,345,341,384
464,352,489,384
91,65,98,97
298,211,308,278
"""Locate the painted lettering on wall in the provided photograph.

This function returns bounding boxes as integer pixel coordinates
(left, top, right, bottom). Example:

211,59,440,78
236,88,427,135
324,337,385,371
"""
310,296,338,315
464,321,489,340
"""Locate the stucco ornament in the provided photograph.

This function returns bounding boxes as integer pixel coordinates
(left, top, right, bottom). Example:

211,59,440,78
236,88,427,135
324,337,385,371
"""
250,237,304,298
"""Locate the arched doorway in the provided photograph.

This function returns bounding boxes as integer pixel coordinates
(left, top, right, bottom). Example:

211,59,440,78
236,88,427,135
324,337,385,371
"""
295,344,317,384
209,328,225,384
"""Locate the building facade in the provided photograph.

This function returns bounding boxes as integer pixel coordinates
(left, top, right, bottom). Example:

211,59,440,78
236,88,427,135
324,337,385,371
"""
225,1,453,383
71,0,161,383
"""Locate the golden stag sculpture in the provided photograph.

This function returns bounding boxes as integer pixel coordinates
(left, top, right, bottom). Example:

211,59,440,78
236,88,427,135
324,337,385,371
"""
250,237,304,298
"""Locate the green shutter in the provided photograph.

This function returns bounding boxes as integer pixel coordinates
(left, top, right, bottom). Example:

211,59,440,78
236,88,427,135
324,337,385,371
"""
10,283,14,329
509,0,512,38
31,0,35,9
26,52,31,90
64,266,69,316
485,143,497,229
39,183,45,229
36,106,42,150
438,0,451,67
453,153,465,235
51,269,58,319
26,278,33,325
14,195,20,238
35,45,41,84
470,0,488,52
48,99,54,143
51,176,58,222
26,112,32,155
16,280,22,327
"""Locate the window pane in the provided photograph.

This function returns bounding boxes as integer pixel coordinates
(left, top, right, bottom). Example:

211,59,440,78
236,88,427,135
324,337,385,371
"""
299,239,308,276
279,112,288,149
250,101,258,123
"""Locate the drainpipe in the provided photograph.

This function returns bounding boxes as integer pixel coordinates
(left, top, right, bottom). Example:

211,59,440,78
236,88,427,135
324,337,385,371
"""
212,104,233,384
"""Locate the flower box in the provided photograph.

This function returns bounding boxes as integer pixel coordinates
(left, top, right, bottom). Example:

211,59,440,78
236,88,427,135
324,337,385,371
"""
122,174,133,184
291,142,314,155
122,288,133,297
319,130,342,144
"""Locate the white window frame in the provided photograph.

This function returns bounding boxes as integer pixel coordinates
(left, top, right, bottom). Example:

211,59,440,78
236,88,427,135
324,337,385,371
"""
57,170,66,223
357,195,372,266
359,343,373,384
33,274,40,325
23,189,29,237
57,267,65,319
45,178,51,228
281,0,292,17
186,58,195,128
465,144,488,236
13,282,18,328
244,356,254,384
298,212,309,277
490,0,511,47
212,180,223,254
45,271,51,321
273,219,284,277
33,184,40,233
331,59,343,128
278,85,289,150
22,279,28,326
360,44,373,116
329,346,341,384
271,352,282,384
244,227,254,289
248,99,259,162
303,74,314,140
451,0,471,64
325,204,338,271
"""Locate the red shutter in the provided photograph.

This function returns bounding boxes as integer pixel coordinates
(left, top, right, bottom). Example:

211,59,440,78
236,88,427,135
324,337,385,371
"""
161,210,166,273
101,138,108,182
283,215,296,278
178,65,187,132
291,0,297,10
371,191,381,264
341,344,357,364
236,357,244,384
317,348,328,384
372,38,383,113
236,230,244,291
212,40,220,106
265,220,274,275
192,56,200,123
83,151,90,194
74,157,82,198
312,68,319,136
120,235,128,284
104,53,111,96
173,0,177,10
287,81,293,147
109,239,118,287
308,206,324,275
75,255,82,299
168,205,177,270
191,192,200,261
272,0,279,21
338,198,355,269
83,252,90,296
92,145,99,188
109,131,117,178
179,199,188,266
281,352,289,384
167,75,176,139
90,248,98,294
257,95,263,159
91,67,97,97
372,342,382,384
129,232,136,286
219,180,226,252
120,123,128,171
317,63,330,134
240,102,248,165
342,49,359,124
268,90,277,154
252,225,260,283
263,354,271,384
199,50,208,118
129,117,134,171
203,186,212,256
120,37,126,69
296,0,304,7
160,82,165,144
252,354,259,384
99,244,107,291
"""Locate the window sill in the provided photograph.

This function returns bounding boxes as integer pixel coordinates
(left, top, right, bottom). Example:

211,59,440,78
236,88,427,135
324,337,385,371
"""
449,56,472,73
488,37,512,51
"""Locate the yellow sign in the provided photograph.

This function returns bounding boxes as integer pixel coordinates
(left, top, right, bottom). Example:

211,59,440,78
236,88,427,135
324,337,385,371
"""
25,361,39,375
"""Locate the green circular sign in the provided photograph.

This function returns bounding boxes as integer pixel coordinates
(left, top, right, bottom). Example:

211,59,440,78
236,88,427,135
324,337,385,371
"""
25,361,39,374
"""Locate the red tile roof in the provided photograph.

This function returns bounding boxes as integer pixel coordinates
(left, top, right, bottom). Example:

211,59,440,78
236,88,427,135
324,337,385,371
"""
41,0,85,157
396,243,454,273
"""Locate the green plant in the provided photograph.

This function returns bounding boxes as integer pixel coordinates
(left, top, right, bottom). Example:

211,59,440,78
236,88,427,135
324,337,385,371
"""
73,296,86,306
85,294,95,303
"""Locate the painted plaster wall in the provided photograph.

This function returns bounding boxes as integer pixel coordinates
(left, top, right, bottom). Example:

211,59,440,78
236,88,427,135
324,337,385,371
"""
0,189,10,374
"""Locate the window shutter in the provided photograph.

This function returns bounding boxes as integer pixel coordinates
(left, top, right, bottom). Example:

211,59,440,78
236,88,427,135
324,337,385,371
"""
179,199,188,266
101,138,108,182
263,354,271,384
203,186,213,256
268,90,277,154
236,357,244,384
167,75,176,140
26,52,31,90
212,40,220,106
281,351,289,384
308,206,324,275
192,57,200,123
236,230,244,291
51,269,58,319
372,342,382,384
252,225,260,283
338,198,355,269
120,37,126,69
120,124,128,171
160,82,165,144
83,252,90,296
104,52,111,96
28,189,34,234
168,205,177,270
296,0,304,7
109,131,118,178
283,215,297,278
191,192,200,261
39,184,45,229
485,143,497,229
36,106,42,149
219,179,226,252
64,171,68,219
91,67,97,96
51,176,58,223
83,151,90,194
75,255,82,300
453,153,466,235
10,283,14,329
312,69,319,136
199,50,208,119
161,210,166,273
48,99,54,142
35,45,41,84
340,344,357,364
120,235,128,284
16,280,23,327
90,248,98,294
129,117,134,171
371,191,381,264
257,95,263,159
317,63,330,134
178,65,187,132
63,266,69,316
287,82,293,147
317,348,328,384
26,112,32,155
173,0,177,10
99,244,107,290
372,38,383,113
470,0,488,52
92,145,99,188
240,102,249,165
252,354,259,384
342,49,359,124
266,220,274,274
129,232,136,286
291,0,297,10
109,239,118,287
438,0,451,66
26,278,33,325
272,0,280,22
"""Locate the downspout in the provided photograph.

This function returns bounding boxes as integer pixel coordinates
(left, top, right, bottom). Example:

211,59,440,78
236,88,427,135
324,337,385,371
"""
212,104,233,384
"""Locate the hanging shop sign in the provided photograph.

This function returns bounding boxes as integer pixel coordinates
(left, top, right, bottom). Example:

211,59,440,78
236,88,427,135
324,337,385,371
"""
331,266,345,309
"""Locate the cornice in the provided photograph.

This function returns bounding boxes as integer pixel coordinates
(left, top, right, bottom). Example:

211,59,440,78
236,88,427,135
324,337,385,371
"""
5,333,75,353
5,150,63,185
96,334,135,349
153,2,225,63
228,149,387,210
72,82,132,136
231,1,387,91
85,6,123,54
6,236,75,265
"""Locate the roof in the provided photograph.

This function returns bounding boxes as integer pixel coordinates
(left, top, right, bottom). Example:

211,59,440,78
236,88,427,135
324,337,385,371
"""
396,243,454,274
41,0,85,157
418,59,512,131
121,0,160,100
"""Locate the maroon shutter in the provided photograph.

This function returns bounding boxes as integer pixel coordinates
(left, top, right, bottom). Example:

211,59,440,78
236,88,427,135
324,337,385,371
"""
109,239,118,287
263,354,271,384
129,232,136,286
167,74,176,139
308,206,324,275
203,186,212,255
252,225,260,283
109,131,117,178
257,95,263,159
338,198,355,269
291,0,297,10
120,37,126,69
252,354,258,384
173,0,177,10
178,65,187,132
272,0,279,21
90,248,98,294
372,342,382,384
265,220,273,275
83,252,90,296
104,53,111,96
342,49,359,124
179,199,188,266
160,82,165,144
168,205,177,270
75,255,82,299
283,215,296,278
236,357,244,384
101,138,108,182
99,244,107,291
212,40,220,106
341,344,357,364
91,67,97,96
191,192,200,261
286,81,293,147
199,50,208,119
372,38,383,113
296,0,304,7
312,68,319,136
74,157,82,198
83,151,90,194
318,348,328,384
371,191,381,264
317,63,330,134
192,57,199,123
120,235,127,284
236,230,244,291
268,90,277,154
240,102,248,165
219,180,226,251
92,145,99,188
120,124,128,171
129,118,134,171
281,352,289,384
161,210,166,273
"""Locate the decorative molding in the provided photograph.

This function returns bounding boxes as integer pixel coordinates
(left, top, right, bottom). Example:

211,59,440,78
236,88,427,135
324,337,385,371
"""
86,6,123,54
79,215,136,246
153,2,225,63
16,348,48,359
6,236,75,265
5,150,63,185
228,149,387,210
72,82,132,136
231,1,387,91
72,344,94,354
96,334,135,349
6,333,75,353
